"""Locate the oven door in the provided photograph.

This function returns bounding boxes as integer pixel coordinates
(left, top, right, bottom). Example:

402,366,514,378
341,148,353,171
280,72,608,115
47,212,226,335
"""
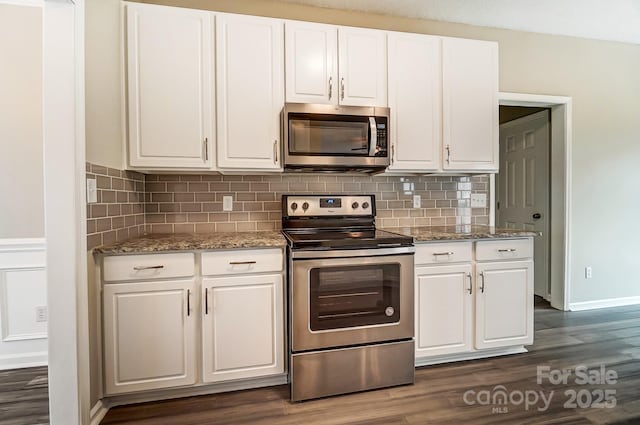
291,250,414,352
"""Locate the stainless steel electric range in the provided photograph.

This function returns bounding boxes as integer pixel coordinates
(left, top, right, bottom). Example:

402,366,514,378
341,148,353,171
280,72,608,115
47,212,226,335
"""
282,194,415,401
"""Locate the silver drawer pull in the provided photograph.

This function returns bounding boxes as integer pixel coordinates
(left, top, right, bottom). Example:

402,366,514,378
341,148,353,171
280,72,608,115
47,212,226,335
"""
498,248,517,253
229,261,257,265
133,265,164,271
433,252,454,256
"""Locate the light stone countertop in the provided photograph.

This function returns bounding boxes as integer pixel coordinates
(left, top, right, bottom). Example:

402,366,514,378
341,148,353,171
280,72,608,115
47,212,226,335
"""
93,231,287,255
381,225,540,242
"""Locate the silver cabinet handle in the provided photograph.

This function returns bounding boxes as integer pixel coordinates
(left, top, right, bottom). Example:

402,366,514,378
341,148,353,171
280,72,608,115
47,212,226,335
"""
498,248,517,253
391,145,395,163
446,145,451,165
328,76,333,99
229,261,257,265
467,273,473,294
204,137,208,161
187,289,191,317
133,265,164,271
479,271,485,293
204,287,209,315
273,140,278,164
340,77,345,101
433,252,454,256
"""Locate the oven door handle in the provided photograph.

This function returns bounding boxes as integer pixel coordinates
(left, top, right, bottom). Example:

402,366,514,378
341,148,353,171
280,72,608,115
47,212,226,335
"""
369,117,377,157
290,246,415,259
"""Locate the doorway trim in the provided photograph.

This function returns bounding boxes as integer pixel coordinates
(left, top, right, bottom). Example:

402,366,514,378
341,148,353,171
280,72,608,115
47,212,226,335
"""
495,92,572,311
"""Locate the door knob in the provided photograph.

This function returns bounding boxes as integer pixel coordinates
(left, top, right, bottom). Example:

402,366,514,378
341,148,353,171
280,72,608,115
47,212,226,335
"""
532,213,541,219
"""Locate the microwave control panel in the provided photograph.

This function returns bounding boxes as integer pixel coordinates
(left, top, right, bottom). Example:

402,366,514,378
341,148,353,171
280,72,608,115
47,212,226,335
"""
375,119,388,156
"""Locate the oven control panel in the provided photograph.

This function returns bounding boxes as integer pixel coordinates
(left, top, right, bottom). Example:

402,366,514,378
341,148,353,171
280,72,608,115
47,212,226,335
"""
284,195,374,216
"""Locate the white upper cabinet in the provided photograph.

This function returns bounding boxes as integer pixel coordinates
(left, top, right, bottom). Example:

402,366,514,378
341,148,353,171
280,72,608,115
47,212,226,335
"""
126,3,213,169
442,37,498,171
285,21,337,104
285,23,387,106
387,32,441,172
338,27,387,106
216,13,284,170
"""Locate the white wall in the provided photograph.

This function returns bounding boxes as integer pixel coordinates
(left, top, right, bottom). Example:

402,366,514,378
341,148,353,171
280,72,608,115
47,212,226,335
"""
0,4,45,239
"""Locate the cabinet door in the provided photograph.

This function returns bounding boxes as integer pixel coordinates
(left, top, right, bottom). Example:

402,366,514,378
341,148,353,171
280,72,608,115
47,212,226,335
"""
126,3,213,169
415,264,473,358
216,14,284,170
387,32,441,172
475,261,534,349
338,27,387,107
202,274,284,383
442,37,498,171
103,280,196,394
285,21,337,104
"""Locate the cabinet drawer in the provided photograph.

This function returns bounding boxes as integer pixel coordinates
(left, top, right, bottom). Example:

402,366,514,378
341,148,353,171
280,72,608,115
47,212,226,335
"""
475,239,533,261
415,242,473,265
103,253,195,282
201,249,283,276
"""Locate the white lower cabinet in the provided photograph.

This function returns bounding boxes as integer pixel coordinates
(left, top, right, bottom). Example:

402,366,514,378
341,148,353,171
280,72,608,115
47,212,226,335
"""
202,273,284,382
101,248,285,398
103,280,197,395
415,264,473,357
415,239,534,363
475,260,534,349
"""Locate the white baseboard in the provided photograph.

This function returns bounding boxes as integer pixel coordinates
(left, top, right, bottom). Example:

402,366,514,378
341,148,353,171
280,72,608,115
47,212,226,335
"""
415,346,528,368
90,399,109,425
0,351,47,370
569,296,640,311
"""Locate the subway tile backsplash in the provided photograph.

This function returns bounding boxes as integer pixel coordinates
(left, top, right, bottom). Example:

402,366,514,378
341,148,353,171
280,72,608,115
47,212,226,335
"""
86,162,490,247
143,174,490,234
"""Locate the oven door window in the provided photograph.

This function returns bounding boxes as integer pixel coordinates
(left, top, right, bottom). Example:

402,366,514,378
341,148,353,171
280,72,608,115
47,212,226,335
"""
289,115,370,156
309,263,400,331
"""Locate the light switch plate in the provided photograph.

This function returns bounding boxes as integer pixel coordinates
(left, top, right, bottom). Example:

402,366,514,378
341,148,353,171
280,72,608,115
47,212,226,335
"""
223,195,233,211
86,178,97,203
470,193,487,208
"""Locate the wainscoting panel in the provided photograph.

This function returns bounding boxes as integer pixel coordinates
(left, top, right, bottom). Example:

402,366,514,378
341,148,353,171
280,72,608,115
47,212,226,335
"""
0,239,48,370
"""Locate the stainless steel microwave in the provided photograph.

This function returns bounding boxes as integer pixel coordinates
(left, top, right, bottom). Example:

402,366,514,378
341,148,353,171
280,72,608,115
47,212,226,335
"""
282,103,390,173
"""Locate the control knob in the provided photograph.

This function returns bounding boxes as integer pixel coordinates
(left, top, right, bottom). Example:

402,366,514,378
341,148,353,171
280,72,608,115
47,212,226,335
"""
352,202,359,209
362,202,370,210
291,202,298,211
302,202,309,211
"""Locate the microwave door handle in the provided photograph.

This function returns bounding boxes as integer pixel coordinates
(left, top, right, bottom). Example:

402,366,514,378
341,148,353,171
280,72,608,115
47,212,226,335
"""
369,117,377,156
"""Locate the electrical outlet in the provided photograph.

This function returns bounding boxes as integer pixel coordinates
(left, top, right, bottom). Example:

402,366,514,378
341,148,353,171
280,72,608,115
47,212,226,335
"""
413,195,421,208
35,306,48,323
585,267,593,279
223,195,233,211
470,193,487,208
86,178,97,203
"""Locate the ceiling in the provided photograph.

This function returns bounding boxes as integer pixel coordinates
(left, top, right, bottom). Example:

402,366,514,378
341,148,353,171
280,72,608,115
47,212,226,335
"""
276,0,640,45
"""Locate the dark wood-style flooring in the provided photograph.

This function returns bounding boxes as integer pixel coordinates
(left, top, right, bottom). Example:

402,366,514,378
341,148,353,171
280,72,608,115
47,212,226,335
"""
101,298,640,425
0,366,48,425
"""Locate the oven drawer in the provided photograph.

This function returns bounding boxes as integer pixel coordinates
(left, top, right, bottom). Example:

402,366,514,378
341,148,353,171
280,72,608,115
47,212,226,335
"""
475,238,533,261
201,248,283,276
415,242,472,265
103,253,195,282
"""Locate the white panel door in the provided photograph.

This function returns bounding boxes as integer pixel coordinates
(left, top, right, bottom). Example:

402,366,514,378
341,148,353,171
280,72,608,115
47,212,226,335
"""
103,280,196,394
285,21,337,104
126,3,213,168
498,110,550,298
387,32,441,172
202,274,284,383
338,27,387,107
442,37,498,171
475,261,534,349
216,13,284,170
415,264,473,358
